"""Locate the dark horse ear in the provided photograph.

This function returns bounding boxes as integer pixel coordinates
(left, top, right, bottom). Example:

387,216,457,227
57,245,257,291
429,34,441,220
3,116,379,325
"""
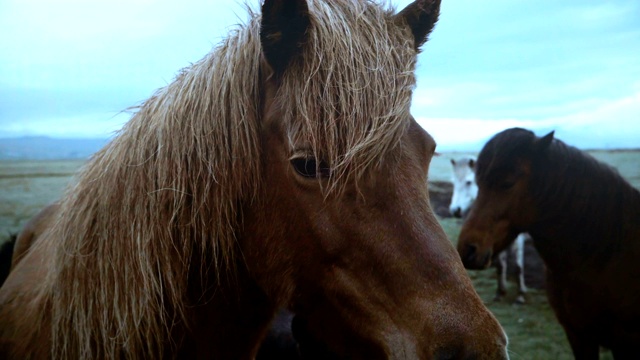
535,131,555,151
260,0,311,77
395,0,442,51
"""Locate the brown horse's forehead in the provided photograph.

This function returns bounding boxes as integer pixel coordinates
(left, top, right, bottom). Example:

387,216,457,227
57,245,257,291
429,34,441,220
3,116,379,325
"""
477,152,527,184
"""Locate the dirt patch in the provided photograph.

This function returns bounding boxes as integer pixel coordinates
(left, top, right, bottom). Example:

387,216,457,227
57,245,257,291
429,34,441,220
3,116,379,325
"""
428,181,453,218
500,237,546,290
522,238,546,289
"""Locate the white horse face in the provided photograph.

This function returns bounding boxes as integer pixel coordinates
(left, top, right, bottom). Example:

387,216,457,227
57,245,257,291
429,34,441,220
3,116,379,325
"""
449,157,478,218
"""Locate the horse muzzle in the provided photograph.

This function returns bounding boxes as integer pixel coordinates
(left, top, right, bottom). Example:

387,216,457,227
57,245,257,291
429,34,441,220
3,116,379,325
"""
450,206,462,218
458,243,493,270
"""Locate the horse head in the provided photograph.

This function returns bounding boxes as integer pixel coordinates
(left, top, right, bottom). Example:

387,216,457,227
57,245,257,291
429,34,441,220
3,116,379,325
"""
449,157,478,218
457,128,553,270
241,0,509,358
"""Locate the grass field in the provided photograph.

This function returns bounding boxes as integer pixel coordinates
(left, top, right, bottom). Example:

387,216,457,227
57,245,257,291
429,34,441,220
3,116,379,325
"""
1,149,638,359
0,159,85,234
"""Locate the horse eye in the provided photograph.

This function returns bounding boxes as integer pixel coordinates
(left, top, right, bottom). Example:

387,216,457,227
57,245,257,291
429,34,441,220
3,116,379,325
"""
290,157,331,179
465,180,473,186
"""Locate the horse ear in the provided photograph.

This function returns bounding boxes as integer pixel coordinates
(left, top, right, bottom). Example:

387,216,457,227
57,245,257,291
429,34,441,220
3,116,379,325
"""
260,0,311,76
450,159,456,165
535,131,555,151
395,0,442,51
468,159,475,169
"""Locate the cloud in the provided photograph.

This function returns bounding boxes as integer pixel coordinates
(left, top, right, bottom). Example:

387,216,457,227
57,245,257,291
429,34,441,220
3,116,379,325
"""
0,0,248,90
551,92,640,149
409,0,640,151
0,0,254,138
417,92,640,151
0,0,638,150
0,112,129,139
414,0,640,120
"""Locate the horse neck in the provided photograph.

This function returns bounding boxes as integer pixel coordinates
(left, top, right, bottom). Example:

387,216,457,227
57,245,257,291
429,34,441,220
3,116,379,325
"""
528,146,640,274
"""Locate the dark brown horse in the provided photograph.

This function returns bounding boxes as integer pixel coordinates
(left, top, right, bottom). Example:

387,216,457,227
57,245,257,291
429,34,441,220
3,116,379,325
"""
0,1,508,358
458,127,640,359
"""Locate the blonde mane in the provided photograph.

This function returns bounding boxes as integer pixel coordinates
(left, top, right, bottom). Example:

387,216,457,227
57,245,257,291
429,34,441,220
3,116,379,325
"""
28,1,419,358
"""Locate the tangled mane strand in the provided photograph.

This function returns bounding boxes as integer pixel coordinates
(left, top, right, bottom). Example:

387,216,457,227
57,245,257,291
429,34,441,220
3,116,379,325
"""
278,0,419,194
31,11,264,360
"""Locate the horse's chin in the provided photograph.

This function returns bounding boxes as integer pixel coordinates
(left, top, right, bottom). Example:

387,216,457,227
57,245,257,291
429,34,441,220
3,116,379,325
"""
463,258,492,270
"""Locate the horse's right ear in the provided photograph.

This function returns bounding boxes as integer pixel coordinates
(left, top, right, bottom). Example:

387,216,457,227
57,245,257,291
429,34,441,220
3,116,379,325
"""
394,0,442,51
260,0,311,77
450,159,456,165
535,131,555,151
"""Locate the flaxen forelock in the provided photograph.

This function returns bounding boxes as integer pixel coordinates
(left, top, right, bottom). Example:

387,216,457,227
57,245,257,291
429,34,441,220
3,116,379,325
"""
279,0,418,192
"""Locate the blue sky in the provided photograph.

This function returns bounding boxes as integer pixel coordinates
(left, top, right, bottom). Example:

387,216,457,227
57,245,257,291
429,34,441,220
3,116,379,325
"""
0,0,638,150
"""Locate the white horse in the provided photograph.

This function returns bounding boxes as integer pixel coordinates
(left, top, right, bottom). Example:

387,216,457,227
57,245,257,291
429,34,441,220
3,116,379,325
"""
449,157,478,218
450,157,528,304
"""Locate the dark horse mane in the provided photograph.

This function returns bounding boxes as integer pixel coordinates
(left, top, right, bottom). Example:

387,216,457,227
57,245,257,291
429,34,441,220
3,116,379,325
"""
477,128,640,262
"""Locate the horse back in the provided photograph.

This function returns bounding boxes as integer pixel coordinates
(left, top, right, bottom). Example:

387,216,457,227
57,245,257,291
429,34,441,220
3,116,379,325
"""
542,197,640,352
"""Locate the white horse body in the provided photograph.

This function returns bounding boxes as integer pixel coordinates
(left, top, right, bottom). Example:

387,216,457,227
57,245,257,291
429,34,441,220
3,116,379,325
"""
450,157,528,304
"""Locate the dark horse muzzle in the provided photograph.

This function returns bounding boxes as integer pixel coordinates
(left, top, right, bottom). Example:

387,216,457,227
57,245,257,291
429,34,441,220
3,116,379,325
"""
458,243,493,270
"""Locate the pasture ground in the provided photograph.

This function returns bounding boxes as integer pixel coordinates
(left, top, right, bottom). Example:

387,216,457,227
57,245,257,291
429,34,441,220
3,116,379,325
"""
2,149,638,359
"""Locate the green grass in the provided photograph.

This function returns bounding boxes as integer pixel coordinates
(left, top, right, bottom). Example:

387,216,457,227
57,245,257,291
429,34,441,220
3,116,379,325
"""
0,159,85,237
589,149,640,189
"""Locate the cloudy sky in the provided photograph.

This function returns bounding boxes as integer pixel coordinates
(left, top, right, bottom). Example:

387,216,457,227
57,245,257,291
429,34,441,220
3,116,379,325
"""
1,0,638,151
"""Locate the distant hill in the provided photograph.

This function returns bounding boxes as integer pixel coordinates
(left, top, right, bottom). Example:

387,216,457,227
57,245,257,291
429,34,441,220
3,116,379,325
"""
0,137,108,160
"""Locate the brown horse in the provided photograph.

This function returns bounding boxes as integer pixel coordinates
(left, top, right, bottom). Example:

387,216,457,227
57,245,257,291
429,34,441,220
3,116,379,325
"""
0,1,508,358
8,203,315,359
457,127,640,359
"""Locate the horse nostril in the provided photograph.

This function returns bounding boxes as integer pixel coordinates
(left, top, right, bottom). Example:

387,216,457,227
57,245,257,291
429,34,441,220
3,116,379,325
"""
461,244,493,270
464,244,477,260
452,207,462,218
